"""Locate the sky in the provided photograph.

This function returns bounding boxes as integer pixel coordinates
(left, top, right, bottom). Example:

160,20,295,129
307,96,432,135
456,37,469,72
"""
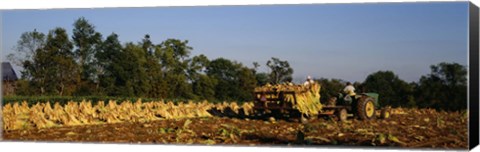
1,2,469,83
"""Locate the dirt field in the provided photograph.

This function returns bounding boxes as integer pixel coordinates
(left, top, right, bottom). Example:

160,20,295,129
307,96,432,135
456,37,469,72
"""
2,108,468,150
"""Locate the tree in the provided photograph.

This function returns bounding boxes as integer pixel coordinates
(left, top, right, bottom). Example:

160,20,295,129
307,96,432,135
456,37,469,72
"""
142,35,168,98
250,61,270,86
255,72,270,86
207,58,238,101
187,54,210,81
7,29,46,80
236,66,257,101
192,74,218,101
362,71,413,107
207,58,256,101
13,79,33,96
31,27,79,95
188,54,217,100
317,78,346,103
158,39,194,99
266,57,293,84
95,33,125,96
72,17,103,81
416,62,467,111
123,42,150,97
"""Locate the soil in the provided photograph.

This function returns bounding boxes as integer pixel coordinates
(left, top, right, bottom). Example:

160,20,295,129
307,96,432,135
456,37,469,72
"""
2,108,468,150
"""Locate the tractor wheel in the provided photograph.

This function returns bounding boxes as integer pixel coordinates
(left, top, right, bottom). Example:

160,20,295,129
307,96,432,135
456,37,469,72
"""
288,109,302,117
356,96,376,120
254,109,266,119
271,109,283,119
335,108,348,121
381,108,391,119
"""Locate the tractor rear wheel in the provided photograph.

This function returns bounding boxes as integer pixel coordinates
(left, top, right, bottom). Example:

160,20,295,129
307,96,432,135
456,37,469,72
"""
356,96,376,120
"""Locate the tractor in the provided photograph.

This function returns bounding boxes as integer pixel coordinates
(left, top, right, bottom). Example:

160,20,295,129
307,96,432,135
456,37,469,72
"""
252,83,391,121
323,92,391,121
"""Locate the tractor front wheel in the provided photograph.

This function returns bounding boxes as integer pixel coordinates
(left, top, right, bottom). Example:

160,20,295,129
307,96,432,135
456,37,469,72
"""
253,109,266,119
381,107,391,119
356,96,376,120
335,108,348,121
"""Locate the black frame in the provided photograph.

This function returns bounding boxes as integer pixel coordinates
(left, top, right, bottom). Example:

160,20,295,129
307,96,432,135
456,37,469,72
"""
469,2,479,150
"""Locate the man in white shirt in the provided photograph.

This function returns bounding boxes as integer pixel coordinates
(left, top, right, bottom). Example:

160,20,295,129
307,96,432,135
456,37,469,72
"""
343,82,356,96
342,82,356,104
303,76,314,86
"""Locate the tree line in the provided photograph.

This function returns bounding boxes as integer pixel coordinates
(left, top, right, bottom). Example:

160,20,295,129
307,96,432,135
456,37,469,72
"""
7,17,467,111
7,17,290,102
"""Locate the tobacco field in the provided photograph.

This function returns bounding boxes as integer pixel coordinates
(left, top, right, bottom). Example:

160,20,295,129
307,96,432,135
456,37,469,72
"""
1,100,468,149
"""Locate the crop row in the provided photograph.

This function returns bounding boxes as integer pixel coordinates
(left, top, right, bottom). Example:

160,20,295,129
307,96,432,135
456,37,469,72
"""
1,96,223,107
2,99,254,130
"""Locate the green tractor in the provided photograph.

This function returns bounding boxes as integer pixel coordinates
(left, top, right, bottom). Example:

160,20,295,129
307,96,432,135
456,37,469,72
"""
329,92,391,121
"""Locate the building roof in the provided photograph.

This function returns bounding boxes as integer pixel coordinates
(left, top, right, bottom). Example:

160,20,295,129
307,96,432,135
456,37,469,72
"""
2,62,18,81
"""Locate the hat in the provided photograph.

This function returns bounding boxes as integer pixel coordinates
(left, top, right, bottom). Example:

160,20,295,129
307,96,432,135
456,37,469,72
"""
307,75,312,80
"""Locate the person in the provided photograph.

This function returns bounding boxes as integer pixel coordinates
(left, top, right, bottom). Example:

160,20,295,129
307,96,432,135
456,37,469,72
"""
341,82,356,105
343,82,356,96
303,75,314,86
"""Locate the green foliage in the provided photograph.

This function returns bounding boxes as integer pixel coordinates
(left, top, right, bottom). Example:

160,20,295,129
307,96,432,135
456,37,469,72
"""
9,17,259,103
266,57,293,84
415,62,467,111
95,33,126,96
72,17,103,82
29,27,80,96
124,42,150,96
251,62,270,86
207,58,240,101
74,81,103,96
237,66,257,101
206,58,256,101
362,71,414,108
143,35,167,99
316,78,345,103
189,54,217,100
192,74,218,101
13,79,34,96
255,72,270,86
7,29,46,80
158,39,194,99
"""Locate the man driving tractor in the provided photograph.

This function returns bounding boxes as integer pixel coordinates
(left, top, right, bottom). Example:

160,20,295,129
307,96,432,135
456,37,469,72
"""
341,82,356,105
343,82,356,96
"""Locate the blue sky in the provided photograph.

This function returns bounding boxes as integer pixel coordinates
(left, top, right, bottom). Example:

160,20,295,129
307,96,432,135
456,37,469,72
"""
1,2,469,83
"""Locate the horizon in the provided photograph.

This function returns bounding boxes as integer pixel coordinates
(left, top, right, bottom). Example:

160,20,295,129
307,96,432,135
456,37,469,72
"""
1,2,469,83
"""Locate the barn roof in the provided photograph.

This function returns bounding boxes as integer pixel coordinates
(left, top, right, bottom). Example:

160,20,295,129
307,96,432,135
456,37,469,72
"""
2,62,18,81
